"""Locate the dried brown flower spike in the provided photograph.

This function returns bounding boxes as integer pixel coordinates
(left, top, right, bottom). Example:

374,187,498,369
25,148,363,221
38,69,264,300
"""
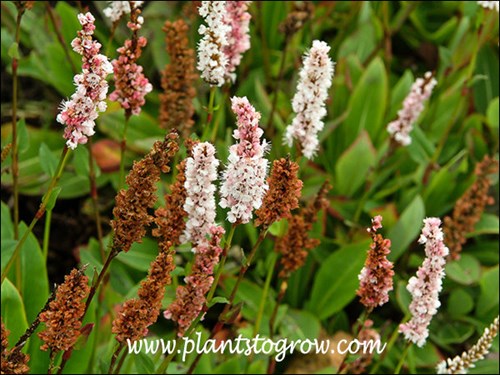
160,19,198,137
279,1,314,40
111,131,179,253
153,159,188,250
112,248,175,343
277,181,330,278
255,157,303,228
444,155,499,260
38,267,90,353
1,320,30,374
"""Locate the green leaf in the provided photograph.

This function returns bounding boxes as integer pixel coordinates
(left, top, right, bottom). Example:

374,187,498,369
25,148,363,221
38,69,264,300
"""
431,320,475,345
388,195,426,262
306,240,370,320
115,237,159,272
447,289,474,317
1,278,29,344
486,97,499,129
208,296,229,308
467,213,500,237
17,118,30,154
335,131,376,196
8,42,19,59
214,357,242,374
476,266,499,319
1,202,14,241
388,70,414,121
39,143,58,177
17,223,49,323
43,186,62,212
73,145,91,177
135,352,156,374
446,254,481,286
280,309,321,341
341,57,388,147
396,280,411,316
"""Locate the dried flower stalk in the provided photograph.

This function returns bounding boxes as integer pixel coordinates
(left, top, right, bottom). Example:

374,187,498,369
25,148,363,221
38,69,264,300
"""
38,268,90,353
444,155,499,260
160,19,198,136
357,215,394,310
277,182,330,278
255,157,303,228
111,132,179,253
1,320,30,374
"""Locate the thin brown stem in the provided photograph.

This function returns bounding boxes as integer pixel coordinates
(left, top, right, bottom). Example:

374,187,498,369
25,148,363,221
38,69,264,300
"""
45,2,78,75
108,343,125,374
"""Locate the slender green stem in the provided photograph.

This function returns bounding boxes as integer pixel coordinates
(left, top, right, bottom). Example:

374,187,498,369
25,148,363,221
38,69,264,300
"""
394,342,411,374
256,2,271,84
2,147,71,284
206,224,237,302
119,114,131,189
210,87,228,144
88,139,106,261
254,252,278,336
42,209,53,261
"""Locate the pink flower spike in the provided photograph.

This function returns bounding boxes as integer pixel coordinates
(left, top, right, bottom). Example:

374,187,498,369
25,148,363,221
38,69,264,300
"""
109,6,152,116
223,1,252,82
220,96,269,224
57,12,112,149
284,40,335,159
182,142,220,246
387,72,437,146
399,217,449,347
197,1,231,86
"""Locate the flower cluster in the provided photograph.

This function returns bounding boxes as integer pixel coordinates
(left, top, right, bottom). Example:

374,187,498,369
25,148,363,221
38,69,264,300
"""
357,215,394,310
279,1,314,38
346,320,381,374
284,40,334,159
164,226,225,336
277,182,330,278
57,12,113,149
1,320,30,374
109,4,152,116
387,72,437,146
223,1,252,82
112,249,175,343
111,132,179,253
399,218,449,347
437,316,499,374
153,159,188,250
444,155,498,260
38,268,90,352
255,157,303,228
477,1,499,11
182,142,219,245
220,96,269,224
197,1,231,86
103,1,144,23
160,19,198,135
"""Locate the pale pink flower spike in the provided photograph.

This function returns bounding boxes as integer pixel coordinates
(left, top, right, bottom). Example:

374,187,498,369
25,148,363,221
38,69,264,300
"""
399,217,449,347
